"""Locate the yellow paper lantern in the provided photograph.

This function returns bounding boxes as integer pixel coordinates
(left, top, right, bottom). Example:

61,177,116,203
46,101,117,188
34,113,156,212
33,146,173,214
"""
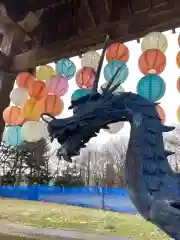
104,122,124,134
141,32,168,53
81,51,100,71
22,99,43,121
177,106,180,121
21,121,45,142
36,65,56,81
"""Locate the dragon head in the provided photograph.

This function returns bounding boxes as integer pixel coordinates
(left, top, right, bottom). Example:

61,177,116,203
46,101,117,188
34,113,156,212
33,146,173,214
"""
41,36,134,162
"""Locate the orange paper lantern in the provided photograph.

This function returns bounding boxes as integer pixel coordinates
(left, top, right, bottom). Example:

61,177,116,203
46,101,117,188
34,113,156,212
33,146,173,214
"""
16,72,36,88
28,80,47,100
76,67,95,89
138,49,166,75
106,43,129,62
42,94,64,116
176,52,180,68
156,105,166,123
22,99,43,121
3,106,24,126
177,77,180,93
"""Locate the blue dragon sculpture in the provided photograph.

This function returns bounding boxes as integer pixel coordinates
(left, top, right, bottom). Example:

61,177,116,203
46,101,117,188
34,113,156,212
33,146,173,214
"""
42,36,180,239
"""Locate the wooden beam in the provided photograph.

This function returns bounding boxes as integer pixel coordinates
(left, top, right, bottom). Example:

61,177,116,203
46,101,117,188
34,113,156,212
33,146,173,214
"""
10,4,180,72
3,0,68,14
103,0,110,16
83,0,96,27
0,4,32,46
0,24,24,140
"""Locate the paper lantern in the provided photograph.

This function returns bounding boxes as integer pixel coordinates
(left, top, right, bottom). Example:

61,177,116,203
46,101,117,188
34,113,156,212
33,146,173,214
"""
10,88,29,107
21,121,44,142
81,51,100,70
22,99,43,121
3,126,23,146
104,122,124,134
99,82,124,95
56,58,76,79
46,76,69,96
138,49,166,75
36,65,56,81
141,32,168,53
177,77,180,93
76,67,95,89
42,94,64,116
176,52,180,68
16,72,36,88
71,89,92,101
28,80,47,100
136,74,166,102
104,60,129,84
156,105,166,123
106,43,129,62
177,106,180,121
3,106,24,126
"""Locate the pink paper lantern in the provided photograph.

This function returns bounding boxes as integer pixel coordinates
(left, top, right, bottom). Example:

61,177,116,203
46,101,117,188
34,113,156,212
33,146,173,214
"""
46,76,69,96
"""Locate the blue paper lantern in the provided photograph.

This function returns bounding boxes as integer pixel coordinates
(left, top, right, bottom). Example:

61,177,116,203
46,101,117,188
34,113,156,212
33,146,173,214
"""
71,89,92,101
103,60,129,84
56,58,76,79
136,74,166,102
3,126,23,146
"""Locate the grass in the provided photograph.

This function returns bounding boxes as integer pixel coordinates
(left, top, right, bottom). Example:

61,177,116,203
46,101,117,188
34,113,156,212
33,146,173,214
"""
0,198,171,240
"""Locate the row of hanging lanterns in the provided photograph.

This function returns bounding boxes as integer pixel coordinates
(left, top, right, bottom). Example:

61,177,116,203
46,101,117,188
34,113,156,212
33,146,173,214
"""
176,34,180,122
136,32,167,123
103,42,130,133
3,60,77,146
4,30,177,146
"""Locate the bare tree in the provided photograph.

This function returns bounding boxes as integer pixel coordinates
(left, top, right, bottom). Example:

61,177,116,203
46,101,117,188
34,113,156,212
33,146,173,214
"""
75,136,128,187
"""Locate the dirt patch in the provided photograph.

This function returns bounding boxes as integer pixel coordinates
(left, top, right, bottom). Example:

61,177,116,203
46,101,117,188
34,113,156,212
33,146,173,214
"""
0,220,133,240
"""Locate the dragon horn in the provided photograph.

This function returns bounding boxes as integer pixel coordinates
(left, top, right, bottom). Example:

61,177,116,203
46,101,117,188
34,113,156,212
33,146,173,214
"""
103,65,123,93
91,35,109,94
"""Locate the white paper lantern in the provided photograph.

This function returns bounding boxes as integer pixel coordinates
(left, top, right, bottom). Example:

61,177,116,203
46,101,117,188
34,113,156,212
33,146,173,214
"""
104,121,124,134
141,32,168,53
21,121,45,142
99,82,124,95
81,51,100,70
10,88,29,107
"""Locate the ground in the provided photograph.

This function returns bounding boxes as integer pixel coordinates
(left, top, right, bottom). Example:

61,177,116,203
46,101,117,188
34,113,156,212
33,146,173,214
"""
0,198,170,240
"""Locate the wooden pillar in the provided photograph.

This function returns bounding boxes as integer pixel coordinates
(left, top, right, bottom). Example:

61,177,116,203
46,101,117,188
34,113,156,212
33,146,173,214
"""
0,24,24,140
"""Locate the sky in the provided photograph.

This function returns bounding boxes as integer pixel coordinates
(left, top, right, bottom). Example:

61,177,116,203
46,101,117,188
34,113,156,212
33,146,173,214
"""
48,28,180,145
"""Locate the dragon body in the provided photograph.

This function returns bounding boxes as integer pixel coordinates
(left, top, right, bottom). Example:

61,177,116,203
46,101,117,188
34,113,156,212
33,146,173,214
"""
42,36,180,239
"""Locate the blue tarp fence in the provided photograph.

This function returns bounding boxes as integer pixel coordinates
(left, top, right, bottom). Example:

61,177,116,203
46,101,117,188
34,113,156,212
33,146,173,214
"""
0,185,137,214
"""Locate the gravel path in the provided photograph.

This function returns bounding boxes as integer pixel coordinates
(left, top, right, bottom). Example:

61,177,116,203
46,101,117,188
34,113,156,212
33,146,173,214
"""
0,221,134,240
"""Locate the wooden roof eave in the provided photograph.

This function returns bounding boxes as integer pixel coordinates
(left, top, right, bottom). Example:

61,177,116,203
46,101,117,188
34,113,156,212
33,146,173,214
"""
9,4,180,73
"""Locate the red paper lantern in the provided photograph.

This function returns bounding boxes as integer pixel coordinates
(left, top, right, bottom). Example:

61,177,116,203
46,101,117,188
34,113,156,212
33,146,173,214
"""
177,77,180,93
138,49,166,75
106,43,129,62
76,67,95,89
156,105,166,123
